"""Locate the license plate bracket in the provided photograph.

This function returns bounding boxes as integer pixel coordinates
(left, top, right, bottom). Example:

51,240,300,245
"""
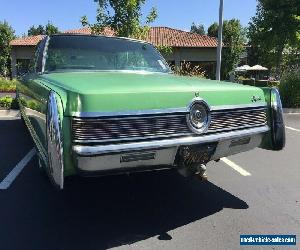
178,143,217,167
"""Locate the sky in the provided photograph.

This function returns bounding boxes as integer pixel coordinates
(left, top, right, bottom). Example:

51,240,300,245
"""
0,0,258,36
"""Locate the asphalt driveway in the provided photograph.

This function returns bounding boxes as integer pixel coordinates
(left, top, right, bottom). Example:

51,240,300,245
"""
0,114,299,250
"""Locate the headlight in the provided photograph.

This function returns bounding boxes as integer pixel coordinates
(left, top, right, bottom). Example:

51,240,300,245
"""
187,100,210,134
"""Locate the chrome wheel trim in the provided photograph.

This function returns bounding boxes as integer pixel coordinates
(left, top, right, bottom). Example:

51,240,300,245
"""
46,91,64,189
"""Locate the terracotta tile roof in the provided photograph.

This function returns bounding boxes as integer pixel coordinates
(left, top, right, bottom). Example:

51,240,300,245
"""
10,27,218,48
146,27,218,47
9,35,46,46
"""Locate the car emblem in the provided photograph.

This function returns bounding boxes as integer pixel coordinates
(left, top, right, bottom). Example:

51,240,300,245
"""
195,110,203,119
195,92,200,97
251,95,261,102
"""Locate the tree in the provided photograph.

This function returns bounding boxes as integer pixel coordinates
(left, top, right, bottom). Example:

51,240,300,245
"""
190,22,205,35
27,22,59,36
207,20,245,79
248,0,300,75
221,19,246,79
0,21,15,77
207,22,218,37
45,22,59,35
81,0,158,39
27,25,45,36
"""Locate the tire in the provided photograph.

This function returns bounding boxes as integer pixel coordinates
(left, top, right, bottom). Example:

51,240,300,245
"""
37,153,48,178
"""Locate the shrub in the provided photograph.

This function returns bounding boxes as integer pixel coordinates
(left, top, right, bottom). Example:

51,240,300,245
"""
267,81,280,88
0,96,13,108
254,80,268,87
156,45,173,57
0,77,18,92
172,61,206,78
0,96,19,109
279,69,300,108
240,79,280,88
241,79,255,86
255,80,280,88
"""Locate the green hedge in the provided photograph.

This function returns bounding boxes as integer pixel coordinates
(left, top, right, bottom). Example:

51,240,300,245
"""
0,96,18,109
240,79,280,88
255,80,280,88
0,77,18,92
241,79,255,86
268,81,280,88
279,69,300,108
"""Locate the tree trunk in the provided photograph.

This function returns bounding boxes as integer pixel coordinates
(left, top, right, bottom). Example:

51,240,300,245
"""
275,45,284,78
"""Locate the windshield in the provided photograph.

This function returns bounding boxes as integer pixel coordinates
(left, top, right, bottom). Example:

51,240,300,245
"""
44,35,170,73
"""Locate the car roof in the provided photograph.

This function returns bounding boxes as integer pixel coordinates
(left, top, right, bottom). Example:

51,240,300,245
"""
48,33,152,46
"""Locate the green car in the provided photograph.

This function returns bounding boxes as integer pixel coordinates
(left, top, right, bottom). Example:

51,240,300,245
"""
17,34,285,189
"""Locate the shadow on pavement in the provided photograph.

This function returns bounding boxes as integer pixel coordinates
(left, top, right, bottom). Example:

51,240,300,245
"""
0,119,33,180
0,164,248,250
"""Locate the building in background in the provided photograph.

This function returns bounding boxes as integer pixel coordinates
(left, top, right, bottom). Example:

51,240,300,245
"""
10,27,219,78
10,35,45,77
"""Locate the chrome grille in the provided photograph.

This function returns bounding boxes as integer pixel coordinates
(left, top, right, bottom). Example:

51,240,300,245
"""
72,114,191,143
72,107,267,143
208,108,267,133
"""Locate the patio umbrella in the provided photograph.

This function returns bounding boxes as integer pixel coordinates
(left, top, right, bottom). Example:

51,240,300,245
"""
249,65,268,71
235,65,251,72
248,65,268,81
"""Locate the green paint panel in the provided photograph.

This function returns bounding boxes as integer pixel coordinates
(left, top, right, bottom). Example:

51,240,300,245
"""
21,71,271,177
39,72,266,115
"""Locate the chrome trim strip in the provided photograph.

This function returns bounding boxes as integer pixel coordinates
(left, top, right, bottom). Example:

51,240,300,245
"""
210,103,267,111
72,113,186,121
41,36,50,73
73,132,194,144
71,103,267,118
73,126,269,156
47,91,64,189
24,107,46,122
71,107,188,117
72,124,266,144
73,124,267,144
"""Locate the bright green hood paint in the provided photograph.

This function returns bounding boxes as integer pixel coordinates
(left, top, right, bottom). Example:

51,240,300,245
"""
39,72,266,115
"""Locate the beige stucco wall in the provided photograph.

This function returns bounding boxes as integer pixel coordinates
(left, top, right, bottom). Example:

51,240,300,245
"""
164,47,217,66
11,46,36,77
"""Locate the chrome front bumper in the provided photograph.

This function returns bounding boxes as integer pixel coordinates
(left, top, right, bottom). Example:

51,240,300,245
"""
73,126,269,156
72,126,269,173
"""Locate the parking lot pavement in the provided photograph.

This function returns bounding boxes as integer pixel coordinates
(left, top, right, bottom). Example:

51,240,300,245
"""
0,115,299,250
284,113,300,131
0,118,33,181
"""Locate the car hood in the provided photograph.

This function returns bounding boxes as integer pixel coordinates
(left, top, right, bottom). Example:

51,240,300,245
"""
39,71,266,116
